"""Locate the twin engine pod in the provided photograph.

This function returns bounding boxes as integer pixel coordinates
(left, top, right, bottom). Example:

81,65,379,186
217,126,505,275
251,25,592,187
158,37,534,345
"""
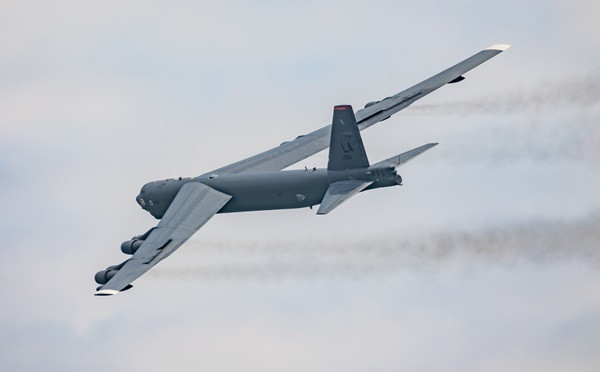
94,237,145,286
121,239,143,255
95,264,120,285
94,266,133,291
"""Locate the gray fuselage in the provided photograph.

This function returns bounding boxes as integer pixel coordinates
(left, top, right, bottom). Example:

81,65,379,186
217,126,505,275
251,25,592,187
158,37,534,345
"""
136,166,401,219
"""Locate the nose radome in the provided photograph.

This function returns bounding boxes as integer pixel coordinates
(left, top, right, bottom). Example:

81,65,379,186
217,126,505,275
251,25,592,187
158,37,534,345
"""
136,194,146,207
136,184,151,208
139,183,149,196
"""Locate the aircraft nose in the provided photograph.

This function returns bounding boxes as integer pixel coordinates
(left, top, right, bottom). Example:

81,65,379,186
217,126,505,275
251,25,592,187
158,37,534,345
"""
136,194,146,208
136,184,149,208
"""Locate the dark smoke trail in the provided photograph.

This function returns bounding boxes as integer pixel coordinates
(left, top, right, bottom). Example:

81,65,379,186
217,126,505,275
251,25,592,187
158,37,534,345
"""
149,214,600,282
407,77,600,115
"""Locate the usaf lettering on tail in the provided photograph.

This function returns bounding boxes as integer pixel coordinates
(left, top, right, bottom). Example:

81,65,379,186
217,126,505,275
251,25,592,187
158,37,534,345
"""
94,44,511,295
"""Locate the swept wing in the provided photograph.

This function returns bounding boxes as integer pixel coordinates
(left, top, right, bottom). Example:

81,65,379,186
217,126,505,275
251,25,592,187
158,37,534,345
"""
96,182,231,295
205,44,510,175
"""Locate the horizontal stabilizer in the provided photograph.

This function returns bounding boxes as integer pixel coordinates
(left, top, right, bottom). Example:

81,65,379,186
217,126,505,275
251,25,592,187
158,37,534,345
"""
317,179,373,215
371,143,438,169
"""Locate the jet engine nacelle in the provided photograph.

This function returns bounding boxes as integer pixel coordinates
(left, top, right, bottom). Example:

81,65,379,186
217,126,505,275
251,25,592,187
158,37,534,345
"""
364,101,379,108
121,239,143,255
395,174,403,186
95,269,118,285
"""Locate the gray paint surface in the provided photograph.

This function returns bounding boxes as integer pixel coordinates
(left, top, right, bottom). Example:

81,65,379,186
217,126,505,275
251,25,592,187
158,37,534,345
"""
327,105,370,170
94,45,509,295
317,179,374,215
203,48,506,175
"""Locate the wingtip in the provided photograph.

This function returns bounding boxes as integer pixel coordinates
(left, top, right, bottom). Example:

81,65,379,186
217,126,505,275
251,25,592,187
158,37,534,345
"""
486,44,512,51
95,289,118,296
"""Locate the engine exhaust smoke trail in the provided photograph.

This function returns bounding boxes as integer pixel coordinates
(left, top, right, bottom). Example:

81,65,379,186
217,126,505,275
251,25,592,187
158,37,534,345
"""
149,214,600,282
408,77,600,115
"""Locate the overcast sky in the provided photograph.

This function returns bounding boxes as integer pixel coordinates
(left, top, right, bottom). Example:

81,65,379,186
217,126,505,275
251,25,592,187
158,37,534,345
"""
1,1,599,371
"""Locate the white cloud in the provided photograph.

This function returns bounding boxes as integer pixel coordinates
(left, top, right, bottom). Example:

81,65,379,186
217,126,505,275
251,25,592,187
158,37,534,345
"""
2,1,600,370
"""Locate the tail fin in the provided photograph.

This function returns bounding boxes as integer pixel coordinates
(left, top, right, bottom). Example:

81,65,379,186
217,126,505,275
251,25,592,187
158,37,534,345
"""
327,105,370,170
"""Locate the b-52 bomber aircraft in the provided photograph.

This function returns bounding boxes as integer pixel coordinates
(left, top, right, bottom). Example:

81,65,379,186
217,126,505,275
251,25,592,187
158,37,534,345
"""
94,44,510,295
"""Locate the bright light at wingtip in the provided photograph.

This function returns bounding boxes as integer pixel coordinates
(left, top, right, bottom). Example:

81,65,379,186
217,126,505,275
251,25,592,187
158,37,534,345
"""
486,44,512,51
95,289,118,296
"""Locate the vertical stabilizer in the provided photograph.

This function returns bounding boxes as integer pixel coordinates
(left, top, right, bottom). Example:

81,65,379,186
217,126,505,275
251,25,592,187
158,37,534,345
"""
327,105,370,170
